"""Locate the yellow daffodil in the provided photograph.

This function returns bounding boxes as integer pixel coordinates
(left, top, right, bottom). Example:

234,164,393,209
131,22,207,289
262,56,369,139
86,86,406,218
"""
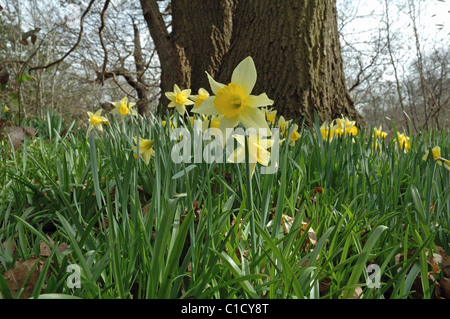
3,105,9,113
228,132,275,177
334,116,357,137
87,109,109,133
431,146,441,161
165,84,195,115
278,116,290,133
132,137,155,165
277,116,299,146
396,133,411,152
320,121,339,141
344,125,358,136
335,116,355,130
289,129,300,146
374,126,387,139
423,146,450,171
264,108,277,125
192,56,273,141
190,88,210,108
110,96,137,121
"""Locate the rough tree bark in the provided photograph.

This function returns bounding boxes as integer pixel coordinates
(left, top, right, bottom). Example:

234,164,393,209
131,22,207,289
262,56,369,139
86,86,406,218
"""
140,0,364,125
139,0,237,113
217,0,363,126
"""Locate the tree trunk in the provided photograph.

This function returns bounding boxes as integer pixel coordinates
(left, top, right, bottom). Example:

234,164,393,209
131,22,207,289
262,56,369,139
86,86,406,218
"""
140,0,363,125
140,0,237,114
217,0,363,126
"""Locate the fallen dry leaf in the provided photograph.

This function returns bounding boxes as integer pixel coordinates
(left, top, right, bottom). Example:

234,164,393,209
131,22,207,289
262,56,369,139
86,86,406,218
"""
3,257,43,299
4,125,24,151
39,241,52,257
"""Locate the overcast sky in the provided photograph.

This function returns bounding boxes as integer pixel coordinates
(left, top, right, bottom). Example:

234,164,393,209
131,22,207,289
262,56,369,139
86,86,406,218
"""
338,0,449,51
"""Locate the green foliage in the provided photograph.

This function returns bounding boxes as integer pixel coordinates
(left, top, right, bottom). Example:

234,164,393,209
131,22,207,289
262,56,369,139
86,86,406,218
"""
0,110,449,299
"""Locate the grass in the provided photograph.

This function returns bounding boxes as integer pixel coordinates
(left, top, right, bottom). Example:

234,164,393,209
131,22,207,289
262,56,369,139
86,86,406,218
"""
0,109,449,299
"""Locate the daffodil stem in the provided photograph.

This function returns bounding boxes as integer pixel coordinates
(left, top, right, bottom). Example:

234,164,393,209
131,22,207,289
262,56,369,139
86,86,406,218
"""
244,134,257,258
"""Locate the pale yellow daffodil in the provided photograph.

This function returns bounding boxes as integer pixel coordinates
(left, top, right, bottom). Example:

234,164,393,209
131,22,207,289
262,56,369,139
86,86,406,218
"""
228,132,275,177
110,96,137,121
192,56,273,141
190,88,210,108
320,121,339,141
264,108,277,125
133,137,155,165
165,84,195,115
374,126,387,139
87,109,109,133
423,146,450,171
396,133,411,152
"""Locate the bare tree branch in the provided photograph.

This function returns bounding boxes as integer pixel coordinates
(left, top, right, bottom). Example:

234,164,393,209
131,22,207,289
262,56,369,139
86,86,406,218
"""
98,0,111,85
29,0,96,73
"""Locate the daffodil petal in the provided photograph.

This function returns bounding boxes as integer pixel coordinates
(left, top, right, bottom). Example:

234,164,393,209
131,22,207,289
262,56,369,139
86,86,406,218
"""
181,89,191,97
247,93,274,108
165,92,176,100
239,107,270,134
219,115,240,133
191,96,220,115
231,56,257,95
176,104,186,115
143,151,151,165
206,72,226,95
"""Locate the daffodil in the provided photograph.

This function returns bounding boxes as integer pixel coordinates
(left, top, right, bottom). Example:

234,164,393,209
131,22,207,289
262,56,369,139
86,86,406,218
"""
3,105,9,113
276,116,299,146
133,137,155,165
87,109,109,133
423,146,441,161
192,56,273,141
344,125,358,136
165,84,195,115
374,126,387,139
190,88,210,108
264,108,277,125
289,129,300,146
320,121,339,141
228,132,275,177
110,96,137,121
396,133,411,152
423,146,450,171
162,120,175,129
277,116,290,133
335,116,355,130
431,146,441,161
334,116,357,137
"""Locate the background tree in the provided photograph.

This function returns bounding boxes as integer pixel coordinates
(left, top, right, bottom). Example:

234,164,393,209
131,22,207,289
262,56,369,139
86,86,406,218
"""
337,0,450,133
140,0,363,125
